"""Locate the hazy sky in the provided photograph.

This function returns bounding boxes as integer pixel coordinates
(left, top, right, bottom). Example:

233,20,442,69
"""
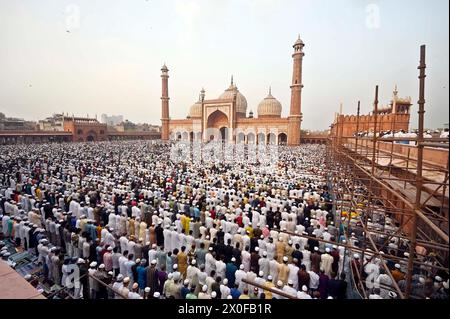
0,0,448,130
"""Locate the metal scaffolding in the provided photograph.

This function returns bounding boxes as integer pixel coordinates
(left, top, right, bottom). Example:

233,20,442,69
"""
326,45,449,299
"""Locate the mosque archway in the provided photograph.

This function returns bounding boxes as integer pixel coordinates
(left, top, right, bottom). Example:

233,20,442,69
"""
237,133,245,144
86,130,97,142
278,133,287,145
182,132,189,141
268,133,276,145
189,132,194,141
257,133,265,145
247,133,255,144
207,110,229,129
219,127,228,141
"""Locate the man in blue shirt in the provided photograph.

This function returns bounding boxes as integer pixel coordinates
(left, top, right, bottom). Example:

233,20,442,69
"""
225,258,238,288
230,283,241,299
137,259,148,294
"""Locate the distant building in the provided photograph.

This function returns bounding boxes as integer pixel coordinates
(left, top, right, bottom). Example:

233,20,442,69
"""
1,113,161,144
0,112,36,131
38,113,65,131
101,114,124,126
330,86,412,138
62,115,107,142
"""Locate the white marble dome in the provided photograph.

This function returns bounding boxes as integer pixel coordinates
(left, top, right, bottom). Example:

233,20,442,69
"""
188,101,202,118
257,88,282,118
218,79,248,115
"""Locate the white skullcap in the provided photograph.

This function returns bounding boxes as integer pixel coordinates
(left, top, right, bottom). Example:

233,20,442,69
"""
227,295,233,299
277,280,283,287
90,262,97,268
255,247,259,252
443,280,449,289
283,256,288,262
223,278,228,285
144,287,151,293
231,257,236,262
314,247,319,251
202,285,208,292
153,292,161,298
191,259,196,265
302,285,308,292
240,264,244,270
288,279,293,285
268,275,273,281
435,276,443,282
263,251,267,257
353,254,359,259
211,291,217,298
388,291,397,298
395,264,401,269
173,264,178,269
325,248,331,253
184,279,190,285
99,264,105,269
123,277,130,283
259,271,264,277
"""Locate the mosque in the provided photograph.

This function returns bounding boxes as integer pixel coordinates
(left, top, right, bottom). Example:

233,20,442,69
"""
160,36,305,146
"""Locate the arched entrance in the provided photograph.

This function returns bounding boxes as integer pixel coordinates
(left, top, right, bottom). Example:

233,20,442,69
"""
219,127,228,141
268,133,276,145
86,130,97,142
247,133,255,144
278,133,287,145
237,133,245,144
207,110,229,142
257,133,265,145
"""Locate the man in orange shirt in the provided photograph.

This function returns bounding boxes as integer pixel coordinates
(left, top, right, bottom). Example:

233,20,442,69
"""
391,263,405,282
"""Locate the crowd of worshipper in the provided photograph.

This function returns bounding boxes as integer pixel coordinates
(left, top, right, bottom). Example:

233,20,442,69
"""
0,141,448,300
353,129,442,142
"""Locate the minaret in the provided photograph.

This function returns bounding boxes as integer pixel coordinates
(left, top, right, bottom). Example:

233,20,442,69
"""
161,64,170,141
287,35,305,146
392,84,398,114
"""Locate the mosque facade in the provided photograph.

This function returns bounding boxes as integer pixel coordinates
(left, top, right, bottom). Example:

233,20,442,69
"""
160,36,305,146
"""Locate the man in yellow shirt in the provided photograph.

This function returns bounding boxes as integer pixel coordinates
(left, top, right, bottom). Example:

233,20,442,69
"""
276,240,286,263
278,256,290,284
239,288,250,299
263,275,275,299
178,246,188,279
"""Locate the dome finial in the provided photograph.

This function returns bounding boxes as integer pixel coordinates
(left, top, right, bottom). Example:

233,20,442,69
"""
231,75,234,86
269,86,272,95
